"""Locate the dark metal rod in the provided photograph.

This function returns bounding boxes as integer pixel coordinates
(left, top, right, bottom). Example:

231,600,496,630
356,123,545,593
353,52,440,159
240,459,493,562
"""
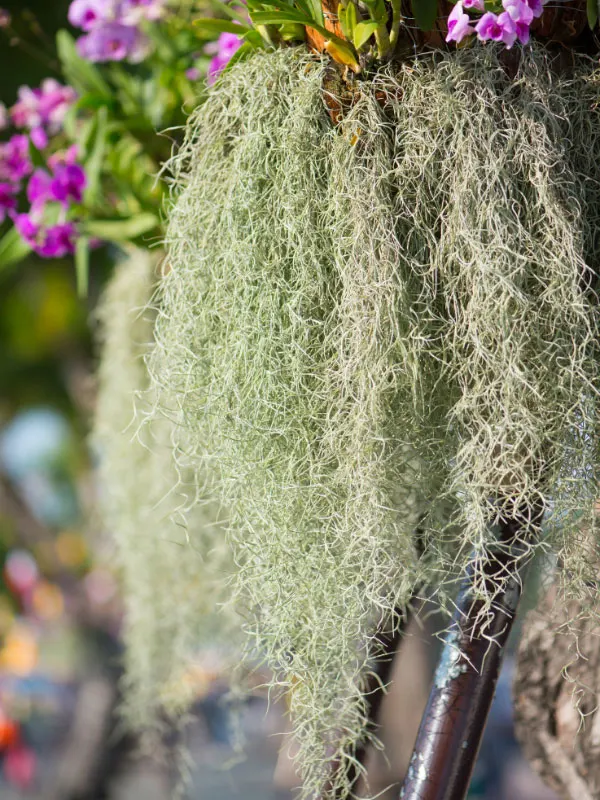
399,512,539,800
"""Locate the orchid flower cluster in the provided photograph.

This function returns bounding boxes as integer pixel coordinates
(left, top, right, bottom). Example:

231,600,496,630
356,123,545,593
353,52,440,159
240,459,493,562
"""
0,81,84,258
0,2,233,276
446,0,547,47
68,0,166,63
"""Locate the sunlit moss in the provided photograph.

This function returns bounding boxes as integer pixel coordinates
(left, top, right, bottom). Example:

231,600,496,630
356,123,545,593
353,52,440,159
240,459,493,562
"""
148,45,600,797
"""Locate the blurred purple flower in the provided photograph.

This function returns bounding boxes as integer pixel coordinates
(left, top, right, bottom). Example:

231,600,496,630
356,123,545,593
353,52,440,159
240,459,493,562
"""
27,170,52,209
0,9,10,28
30,127,49,150
39,223,77,258
0,135,32,183
462,0,485,9
186,67,201,81
11,86,42,130
77,22,149,62
0,103,8,131
26,163,87,210
68,0,118,31
120,0,166,24
11,80,76,136
13,213,40,248
48,145,80,171
38,79,77,132
14,213,77,258
207,33,243,83
49,164,87,206
475,11,517,47
0,182,17,223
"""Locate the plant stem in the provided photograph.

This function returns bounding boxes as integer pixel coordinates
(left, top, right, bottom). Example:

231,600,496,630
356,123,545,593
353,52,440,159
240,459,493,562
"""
398,510,541,800
389,0,403,49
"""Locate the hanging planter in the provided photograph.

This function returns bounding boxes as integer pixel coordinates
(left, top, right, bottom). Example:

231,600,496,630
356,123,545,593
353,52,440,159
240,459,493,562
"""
141,2,600,798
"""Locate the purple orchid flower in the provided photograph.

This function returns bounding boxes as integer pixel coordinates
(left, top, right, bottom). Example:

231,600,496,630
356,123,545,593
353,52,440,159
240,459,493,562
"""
27,163,87,210
14,213,77,258
0,182,17,223
27,170,53,210
445,1,475,43
13,213,41,248
38,79,77,133
10,86,43,130
49,164,87,207
68,0,118,31
120,0,167,24
77,22,149,63
525,0,545,17
475,11,517,48
11,80,76,138
503,0,534,23
0,135,32,183
462,0,485,10
48,145,80,171
207,33,243,83
39,223,77,258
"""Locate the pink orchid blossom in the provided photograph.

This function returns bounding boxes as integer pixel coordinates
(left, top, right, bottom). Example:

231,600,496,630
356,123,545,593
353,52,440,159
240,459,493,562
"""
120,0,167,24
476,11,517,48
0,182,17,223
462,0,485,10
446,2,475,44
207,32,243,83
68,0,119,30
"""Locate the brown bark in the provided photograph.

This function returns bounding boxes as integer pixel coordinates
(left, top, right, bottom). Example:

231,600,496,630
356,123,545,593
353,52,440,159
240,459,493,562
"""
514,587,600,800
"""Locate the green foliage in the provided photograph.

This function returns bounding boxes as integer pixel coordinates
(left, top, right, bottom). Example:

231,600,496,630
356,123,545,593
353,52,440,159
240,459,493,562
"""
149,45,600,797
412,0,439,31
0,229,31,274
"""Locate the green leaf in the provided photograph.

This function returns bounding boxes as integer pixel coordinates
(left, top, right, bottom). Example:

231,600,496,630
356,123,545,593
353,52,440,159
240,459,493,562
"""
353,20,378,48
83,106,108,208
193,18,251,35
209,0,253,23
305,0,324,24
339,0,359,41
587,0,598,28
250,8,308,23
0,227,31,272
75,236,90,298
278,22,306,39
56,30,111,97
28,140,47,170
411,0,438,31
82,213,159,242
244,28,270,46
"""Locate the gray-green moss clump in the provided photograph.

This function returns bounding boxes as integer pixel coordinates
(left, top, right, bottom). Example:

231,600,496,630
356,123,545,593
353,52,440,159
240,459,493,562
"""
148,45,600,798
93,249,233,734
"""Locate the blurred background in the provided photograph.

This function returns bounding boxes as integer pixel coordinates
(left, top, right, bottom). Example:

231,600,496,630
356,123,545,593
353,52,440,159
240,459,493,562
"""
0,2,560,798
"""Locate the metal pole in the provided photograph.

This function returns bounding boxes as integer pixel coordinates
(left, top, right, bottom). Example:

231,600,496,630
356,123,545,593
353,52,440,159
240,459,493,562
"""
399,511,540,800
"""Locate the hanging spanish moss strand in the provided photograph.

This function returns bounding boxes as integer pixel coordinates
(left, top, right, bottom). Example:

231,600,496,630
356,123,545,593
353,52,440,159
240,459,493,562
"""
148,44,600,799
93,249,235,735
